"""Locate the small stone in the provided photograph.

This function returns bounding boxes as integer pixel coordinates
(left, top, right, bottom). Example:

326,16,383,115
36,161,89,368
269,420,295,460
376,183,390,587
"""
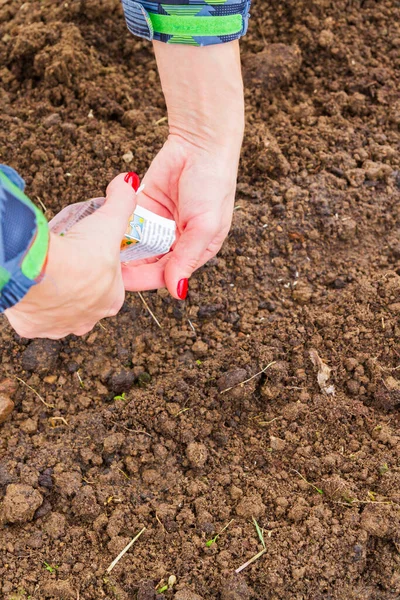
71,486,101,522
142,469,159,485
27,531,44,549
270,435,286,451
288,498,309,522
137,580,156,600
34,499,52,519
38,468,53,489
43,113,61,128
186,442,208,468
0,378,18,396
54,471,82,496
0,394,14,424
2,483,43,524
103,432,125,454
175,590,204,600
318,29,335,48
198,304,224,320
21,339,60,375
41,580,75,599
339,218,357,241
360,504,391,538
217,368,247,393
292,566,306,580
388,302,400,313
346,379,360,395
220,575,252,600
44,512,66,539
345,358,358,372
20,417,38,434
230,485,243,500
121,108,147,129
191,340,208,358
292,283,313,305
346,168,365,187
108,369,136,394
122,150,134,164
236,492,266,519
271,203,285,216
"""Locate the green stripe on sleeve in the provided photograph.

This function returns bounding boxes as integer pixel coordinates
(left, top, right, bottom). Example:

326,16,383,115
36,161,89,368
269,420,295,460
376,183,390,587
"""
148,13,242,37
21,209,49,280
0,265,11,292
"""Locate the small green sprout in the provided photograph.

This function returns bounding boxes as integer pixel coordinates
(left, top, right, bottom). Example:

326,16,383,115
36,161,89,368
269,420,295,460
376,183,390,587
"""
76,370,85,388
234,517,268,574
293,469,323,495
206,519,234,547
43,561,59,574
196,360,202,366
113,392,127,401
252,516,266,549
379,463,389,475
156,575,176,594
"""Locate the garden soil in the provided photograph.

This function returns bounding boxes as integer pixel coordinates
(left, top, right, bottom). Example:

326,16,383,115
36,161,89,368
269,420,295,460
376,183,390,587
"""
0,0,399,598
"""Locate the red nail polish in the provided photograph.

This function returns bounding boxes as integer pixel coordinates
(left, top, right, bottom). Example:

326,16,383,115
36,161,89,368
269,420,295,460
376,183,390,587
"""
124,172,140,192
177,278,189,300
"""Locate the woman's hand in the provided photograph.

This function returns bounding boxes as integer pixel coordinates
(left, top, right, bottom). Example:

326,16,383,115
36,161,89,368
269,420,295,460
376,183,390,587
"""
122,40,245,299
121,133,239,298
5,174,136,339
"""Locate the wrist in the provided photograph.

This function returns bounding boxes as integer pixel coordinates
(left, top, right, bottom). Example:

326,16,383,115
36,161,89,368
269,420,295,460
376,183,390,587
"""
154,41,244,153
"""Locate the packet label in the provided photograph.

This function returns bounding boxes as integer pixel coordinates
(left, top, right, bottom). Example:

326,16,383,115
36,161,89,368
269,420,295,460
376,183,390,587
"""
121,205,176,261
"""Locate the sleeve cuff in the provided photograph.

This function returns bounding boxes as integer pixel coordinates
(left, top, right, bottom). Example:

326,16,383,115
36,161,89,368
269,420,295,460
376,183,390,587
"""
122,0,251,46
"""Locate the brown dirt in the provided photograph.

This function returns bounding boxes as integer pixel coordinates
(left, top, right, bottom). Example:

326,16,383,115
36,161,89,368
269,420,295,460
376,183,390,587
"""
1,0,400,598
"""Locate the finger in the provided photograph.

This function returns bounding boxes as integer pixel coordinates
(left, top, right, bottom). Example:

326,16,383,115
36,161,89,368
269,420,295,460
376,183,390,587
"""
122,254,169,291
163,217,220,299
93,173,138,240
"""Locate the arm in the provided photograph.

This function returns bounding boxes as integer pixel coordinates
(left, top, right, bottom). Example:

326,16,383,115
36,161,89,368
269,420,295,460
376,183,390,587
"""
122,40,245,298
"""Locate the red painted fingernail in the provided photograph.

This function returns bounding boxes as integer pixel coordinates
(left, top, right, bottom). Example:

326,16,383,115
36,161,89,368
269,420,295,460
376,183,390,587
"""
177,278,189,300
124,171,140,192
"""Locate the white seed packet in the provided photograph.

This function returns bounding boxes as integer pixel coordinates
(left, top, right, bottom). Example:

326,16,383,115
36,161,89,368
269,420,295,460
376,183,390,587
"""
49,197,176,262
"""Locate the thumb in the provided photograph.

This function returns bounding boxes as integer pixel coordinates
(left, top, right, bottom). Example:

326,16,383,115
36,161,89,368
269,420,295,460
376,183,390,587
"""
164,216,220,300
93,172,138,240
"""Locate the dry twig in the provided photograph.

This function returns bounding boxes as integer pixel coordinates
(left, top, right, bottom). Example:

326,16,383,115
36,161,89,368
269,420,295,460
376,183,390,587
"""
138,292,162,328
15,376,54,408
106,527,146,573
220,361,276,394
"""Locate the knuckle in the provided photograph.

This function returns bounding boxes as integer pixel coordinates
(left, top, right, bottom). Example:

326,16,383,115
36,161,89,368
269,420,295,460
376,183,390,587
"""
184,257,200,273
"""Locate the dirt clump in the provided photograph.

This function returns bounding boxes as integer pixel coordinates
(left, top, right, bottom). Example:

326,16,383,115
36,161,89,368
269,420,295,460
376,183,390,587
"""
243,44,302,90
20,339,60,374
2,483,43,524
0,394,14,424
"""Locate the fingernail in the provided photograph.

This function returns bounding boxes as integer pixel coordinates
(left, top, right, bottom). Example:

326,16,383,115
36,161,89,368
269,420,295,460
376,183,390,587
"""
124,172,140,192
177,278,189,300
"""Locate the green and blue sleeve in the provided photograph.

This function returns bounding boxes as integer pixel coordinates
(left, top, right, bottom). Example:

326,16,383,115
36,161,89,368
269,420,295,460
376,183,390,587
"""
121,0,251,46
0,166,49,313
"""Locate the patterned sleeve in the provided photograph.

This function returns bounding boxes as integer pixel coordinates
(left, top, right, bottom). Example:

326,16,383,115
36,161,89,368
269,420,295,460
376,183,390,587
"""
0,166,49,313
121,0,251,46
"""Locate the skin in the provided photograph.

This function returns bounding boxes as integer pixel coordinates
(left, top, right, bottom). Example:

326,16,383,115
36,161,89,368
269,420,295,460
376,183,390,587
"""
6,41,245,338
